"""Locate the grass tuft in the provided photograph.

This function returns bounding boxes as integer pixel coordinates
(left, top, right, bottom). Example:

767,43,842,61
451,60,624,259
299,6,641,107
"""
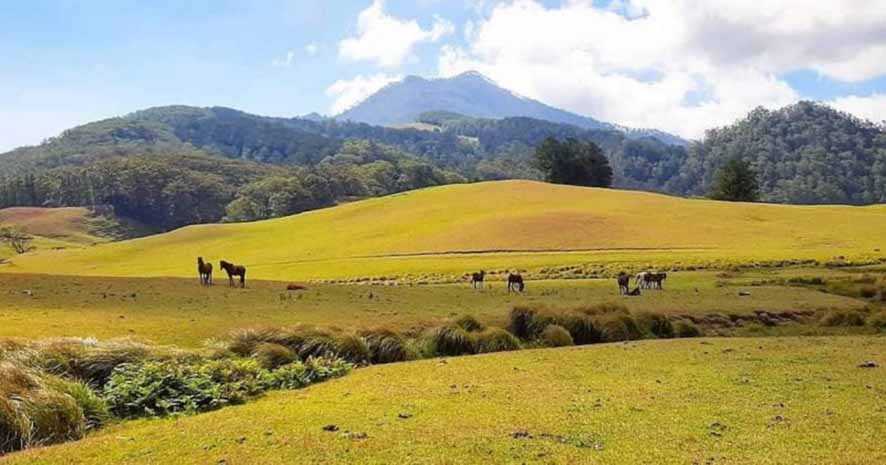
427,325,476,356
540,325,574,347
475,328,521,353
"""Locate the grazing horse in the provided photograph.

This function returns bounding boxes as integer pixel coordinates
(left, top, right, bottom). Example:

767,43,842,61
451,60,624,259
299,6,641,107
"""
197,257,213,286
470,270,486,289
617,272,630,295
643,272,667,290
507,273,525,293
219,260,247,288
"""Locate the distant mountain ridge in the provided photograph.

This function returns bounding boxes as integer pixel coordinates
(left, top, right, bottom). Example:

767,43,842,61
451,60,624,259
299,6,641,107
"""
336,71,687,146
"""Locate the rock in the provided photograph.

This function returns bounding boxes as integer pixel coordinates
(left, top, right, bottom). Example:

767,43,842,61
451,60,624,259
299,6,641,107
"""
322,424,339,432
397,412,413,419
858,361,879,368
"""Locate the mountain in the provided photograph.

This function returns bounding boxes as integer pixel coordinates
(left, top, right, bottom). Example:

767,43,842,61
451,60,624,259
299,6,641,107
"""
667,101,886,204
336,71,687,146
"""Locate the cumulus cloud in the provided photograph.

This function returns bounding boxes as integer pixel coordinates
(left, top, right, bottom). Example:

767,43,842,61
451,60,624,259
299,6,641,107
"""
326,73,403,114
438,0,886,138
829,94,886,124
272,50,295,68
340,0,454,68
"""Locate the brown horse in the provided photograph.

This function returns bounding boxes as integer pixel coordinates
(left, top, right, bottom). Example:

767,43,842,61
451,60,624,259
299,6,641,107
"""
507,273,524,293
617,272,630,295
197,257,213,286
219,260,246,288
470,270,486,289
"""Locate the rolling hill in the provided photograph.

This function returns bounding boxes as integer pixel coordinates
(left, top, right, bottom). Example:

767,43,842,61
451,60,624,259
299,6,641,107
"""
336,72,686,145
2,181,884,281
0,207,131,260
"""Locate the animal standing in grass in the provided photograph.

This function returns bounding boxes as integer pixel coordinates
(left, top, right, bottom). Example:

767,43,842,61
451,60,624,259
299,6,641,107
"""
617,272,630,295
507,273,525,293
197,257,213,286
644,272,667,290
220,260,247,288
470,270,486,289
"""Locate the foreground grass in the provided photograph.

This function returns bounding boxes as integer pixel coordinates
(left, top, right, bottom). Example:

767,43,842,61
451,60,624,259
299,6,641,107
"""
3,181,885,281
5,336,883,464
0,271,869,346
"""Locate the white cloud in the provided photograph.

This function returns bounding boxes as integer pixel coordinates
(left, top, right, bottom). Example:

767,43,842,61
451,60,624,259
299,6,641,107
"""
272,50,295,68
339,0,454,68
305,42,319,56
326,73,403,114
829,94,886,124
438,0,886,138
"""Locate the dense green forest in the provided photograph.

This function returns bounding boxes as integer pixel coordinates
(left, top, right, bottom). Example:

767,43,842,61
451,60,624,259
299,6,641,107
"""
0,101,883,232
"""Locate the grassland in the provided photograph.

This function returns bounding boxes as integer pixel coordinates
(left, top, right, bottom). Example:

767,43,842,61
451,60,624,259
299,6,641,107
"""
0,269,873,347
0,207,119,260
2,181,884,281
5,336,883,465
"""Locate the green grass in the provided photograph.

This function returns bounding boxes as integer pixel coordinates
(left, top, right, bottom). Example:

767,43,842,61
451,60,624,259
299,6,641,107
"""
0,271,868,347
0,207,121,261
5,336,883,464
3,181,885,281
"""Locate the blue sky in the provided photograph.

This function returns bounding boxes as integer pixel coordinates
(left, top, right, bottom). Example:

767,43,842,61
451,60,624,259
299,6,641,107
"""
2,0,885,151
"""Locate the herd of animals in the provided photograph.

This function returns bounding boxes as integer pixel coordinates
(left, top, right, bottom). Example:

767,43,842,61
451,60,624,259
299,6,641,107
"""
198,257,666,296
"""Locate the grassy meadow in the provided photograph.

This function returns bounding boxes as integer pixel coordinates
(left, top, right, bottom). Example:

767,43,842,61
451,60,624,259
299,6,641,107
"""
2,181,884,281
5,336,884,465
0,269,874,347
0,207,117,260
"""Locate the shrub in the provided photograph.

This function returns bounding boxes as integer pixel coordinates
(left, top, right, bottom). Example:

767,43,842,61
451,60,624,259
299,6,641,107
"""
34,338,154,387
427,325,476,356
540,325,574,347
475,328,521,353
596,315,642,342
508,306,538,339
868,311,886,329
0,362,86,454
820,310,867,327
296,329,338,360
253,343,295,370
554,313,601,345
675,321,702,338
225,327,284,357
635,312,675,339
454,315,485,332
261,357,352,390
360,329,411,364
334,334,371,364
45,377,110,431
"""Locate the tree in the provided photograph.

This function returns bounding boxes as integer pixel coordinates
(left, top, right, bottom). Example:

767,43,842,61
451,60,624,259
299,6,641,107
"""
709,158,760,202
0,226,34,254
533,137,613,187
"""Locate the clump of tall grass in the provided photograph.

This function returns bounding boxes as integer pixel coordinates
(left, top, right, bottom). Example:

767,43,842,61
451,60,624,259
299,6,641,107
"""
253,343,296,370
819,310,867,327
475,328,521,353
360,328,413,364
869,311,886,329
426,325,476,356
675,321,702,337
334,334,371,365
635,312,675,339
596,315,643,342
540,325,574,347
454,315,486,332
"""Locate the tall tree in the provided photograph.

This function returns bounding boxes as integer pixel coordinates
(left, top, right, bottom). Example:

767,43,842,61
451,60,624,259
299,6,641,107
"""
533,137,613,187
709,158,760,202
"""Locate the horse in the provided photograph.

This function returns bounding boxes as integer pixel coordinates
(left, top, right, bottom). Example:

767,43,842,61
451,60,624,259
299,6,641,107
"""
617,272,630,295
197,257,213,286
507,273,525,293
644,272,667,290
470,270,486,289
219,260,247,288
635,272,649,289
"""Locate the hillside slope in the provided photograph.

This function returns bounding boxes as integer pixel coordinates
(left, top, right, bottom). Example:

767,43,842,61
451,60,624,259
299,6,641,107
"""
0,207,124,260
6,337,884,465
2,181,884,280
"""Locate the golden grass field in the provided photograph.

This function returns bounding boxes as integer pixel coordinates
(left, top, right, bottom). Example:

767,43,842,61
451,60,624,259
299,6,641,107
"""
5,336,883,465
2,181,884,281
0,207,112,260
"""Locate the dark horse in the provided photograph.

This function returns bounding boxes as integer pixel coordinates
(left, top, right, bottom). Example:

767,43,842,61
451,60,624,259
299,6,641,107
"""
470,270,486,289
617,272,630,295
219,260,247,288
197,257,213,286
507,273,525,293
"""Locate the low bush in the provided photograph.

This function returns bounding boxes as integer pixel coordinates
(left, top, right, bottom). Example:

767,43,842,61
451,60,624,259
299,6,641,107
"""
553,313,601,345
45,377,110,431
225,327,284,357
360,329,412,364
253,343,296,370
475,328,521,353
334,334,371,365
508,306,538,339
868,311,886,329
820,310,867,327
454,315,485,332
596,315,642,342
260,357,352,390
427,325,476,356
540,325,574,347
675,321,702,338
33,338,156,387
635,312,675,339
296,329,338,360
